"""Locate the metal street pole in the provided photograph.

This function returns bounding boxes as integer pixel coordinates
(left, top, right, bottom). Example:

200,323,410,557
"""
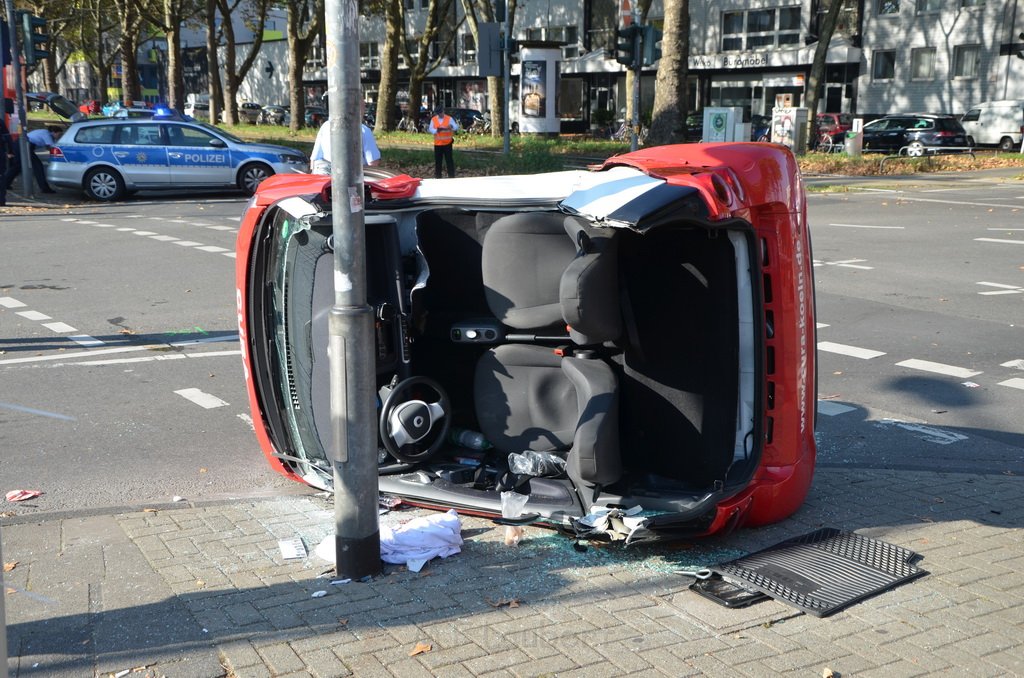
5,0,32,197
502,24,511,155
324,0,381,580
630,9,640,152
1,525,8,678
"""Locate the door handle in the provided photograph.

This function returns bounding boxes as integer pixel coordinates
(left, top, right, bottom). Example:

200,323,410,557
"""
168,152,183,159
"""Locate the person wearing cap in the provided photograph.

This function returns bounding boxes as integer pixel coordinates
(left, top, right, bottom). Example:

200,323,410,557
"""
428,104,458,178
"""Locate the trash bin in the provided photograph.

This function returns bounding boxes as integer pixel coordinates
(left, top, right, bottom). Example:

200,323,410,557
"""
845,130,863,157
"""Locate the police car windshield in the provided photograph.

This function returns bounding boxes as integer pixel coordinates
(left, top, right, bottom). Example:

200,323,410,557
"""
196,122,243,143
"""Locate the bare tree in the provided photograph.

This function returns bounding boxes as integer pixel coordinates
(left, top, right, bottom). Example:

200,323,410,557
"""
375,0,403,132
804,0,847,144
114,0,147,104
77,0,120,103
216,0,271,124
458,0,501,133
206,0,224,123
133,0,204,110
284,0,325,131
394,0,463,132
647,0,688,145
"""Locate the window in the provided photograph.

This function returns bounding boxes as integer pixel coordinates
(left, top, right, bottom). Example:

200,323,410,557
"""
877,0,899,15
960,0,984,6
873,50,896,79
953,45,980,78
910,47,935,79
75,125,116,144
550,26,580,58
915,0,940,12
721,6,802,51
360,42,379,70
166,125,218,147
118,124,163,146
961,108,980,122
462,33,476,65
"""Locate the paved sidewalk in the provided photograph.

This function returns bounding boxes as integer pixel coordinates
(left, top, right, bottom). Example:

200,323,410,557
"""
4,466,1023,677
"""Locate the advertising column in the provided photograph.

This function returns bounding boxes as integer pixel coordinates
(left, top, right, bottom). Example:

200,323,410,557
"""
519,46,561,135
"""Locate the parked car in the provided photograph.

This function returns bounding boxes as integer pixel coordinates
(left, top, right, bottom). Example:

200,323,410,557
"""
684,110,703,142
239,102,263,124
183,101,210,119
25,92,85,123
234,142,818,540
959,100,1024,151
305,106,328,128
816,112,852,138
46,118,308,201
860,114,970,156
78,99,102,116
259,105,290,126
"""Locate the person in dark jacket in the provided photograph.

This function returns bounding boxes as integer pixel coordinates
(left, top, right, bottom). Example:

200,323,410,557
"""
0,116,14,207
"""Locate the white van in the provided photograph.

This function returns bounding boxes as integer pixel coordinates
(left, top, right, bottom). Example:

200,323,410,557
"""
960,100,1024,151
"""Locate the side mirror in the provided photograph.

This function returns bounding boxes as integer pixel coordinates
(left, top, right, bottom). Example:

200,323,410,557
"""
209,138,227,148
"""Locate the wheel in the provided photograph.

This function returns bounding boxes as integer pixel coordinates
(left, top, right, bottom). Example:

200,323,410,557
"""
378,376,451,463
906,141,925,158
510,122,519,135
83,167,125,202
998,136,1016,152
817,134,834,153
966,136,976,147
238,163,273,195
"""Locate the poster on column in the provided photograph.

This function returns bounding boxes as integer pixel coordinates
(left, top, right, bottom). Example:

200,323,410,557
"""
521,60,546,117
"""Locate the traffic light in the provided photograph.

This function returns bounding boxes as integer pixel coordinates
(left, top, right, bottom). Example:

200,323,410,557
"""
615,26,640,68
19,12,49,66
1018,31,1024,60
642,25,662,66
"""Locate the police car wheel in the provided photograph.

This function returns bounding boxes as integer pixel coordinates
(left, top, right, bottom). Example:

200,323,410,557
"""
84,168,125,202
239,163,273,194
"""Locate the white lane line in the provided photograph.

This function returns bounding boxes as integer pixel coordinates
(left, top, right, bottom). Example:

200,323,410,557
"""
75,220,97,224
975,238,1024,245
977,282,1023,295
116,227,137,232
172,240,204,247
814,259,874,270
221,252,236,259
998,378,1024,391
0,335,238,365
174,388,229,409
816,323,830,329
818,342,886,359
93,224,118,228
69,349,240,366
827,223,905,230
16,310,52,321
196,245,229,253
150,235,180,242
887,196,1024,210
131,230,158,236
41,321,78,333
0,401,76,421
61,217,78,222
817,401,856,416
1001,359,1024,369
68,335,105,347
987,228,1022,231
206,225,235,231
895,359,982,378
0,297,27,308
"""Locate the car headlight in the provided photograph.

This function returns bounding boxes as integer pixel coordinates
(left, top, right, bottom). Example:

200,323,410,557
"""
279,153,307,165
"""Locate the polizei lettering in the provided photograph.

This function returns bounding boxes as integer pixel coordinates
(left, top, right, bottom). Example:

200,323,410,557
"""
184,153,226,164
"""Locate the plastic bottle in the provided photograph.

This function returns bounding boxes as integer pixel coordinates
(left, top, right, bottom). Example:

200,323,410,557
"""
449,427,492,450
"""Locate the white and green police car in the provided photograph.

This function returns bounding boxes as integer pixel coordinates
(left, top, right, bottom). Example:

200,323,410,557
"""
47,116,308,201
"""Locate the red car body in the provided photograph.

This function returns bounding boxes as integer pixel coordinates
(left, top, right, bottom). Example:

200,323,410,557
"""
235,142,816,539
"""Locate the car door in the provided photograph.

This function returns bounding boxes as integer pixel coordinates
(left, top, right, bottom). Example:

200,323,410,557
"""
164,123,234,186
112,123,170,187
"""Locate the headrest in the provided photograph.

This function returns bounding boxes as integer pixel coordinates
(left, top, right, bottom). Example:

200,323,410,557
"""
560,217,621,345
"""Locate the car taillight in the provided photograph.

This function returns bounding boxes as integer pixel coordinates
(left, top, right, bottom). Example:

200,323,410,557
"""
934,131,956,137
50,147,64,158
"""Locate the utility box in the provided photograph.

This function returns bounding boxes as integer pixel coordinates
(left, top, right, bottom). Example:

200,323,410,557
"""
703,107,744,142
771,107,808,154
845,117,864,157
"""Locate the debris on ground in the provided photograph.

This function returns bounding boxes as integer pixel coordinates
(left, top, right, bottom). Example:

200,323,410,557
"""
5,490,42,502
409,642,432,656
278,537,307,560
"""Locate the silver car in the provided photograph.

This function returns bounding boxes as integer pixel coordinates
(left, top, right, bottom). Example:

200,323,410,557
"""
47,118,309,201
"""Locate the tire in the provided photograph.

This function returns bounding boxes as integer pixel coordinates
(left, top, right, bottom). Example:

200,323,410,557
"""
998,136,1015,152
238,163,273,195
906,141,925,158
83,167,125,202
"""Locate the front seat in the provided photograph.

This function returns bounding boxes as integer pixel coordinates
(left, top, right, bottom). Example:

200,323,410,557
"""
474,212,623,506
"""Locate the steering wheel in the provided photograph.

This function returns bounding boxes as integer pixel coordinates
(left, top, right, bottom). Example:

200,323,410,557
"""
378,377,451,463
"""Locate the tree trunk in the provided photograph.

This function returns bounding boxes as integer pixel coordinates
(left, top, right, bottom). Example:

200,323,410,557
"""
804,0,845,146
164,21,184,110
286,0,325,133
376,0,402,133
207,0,224,124
647,0,688,146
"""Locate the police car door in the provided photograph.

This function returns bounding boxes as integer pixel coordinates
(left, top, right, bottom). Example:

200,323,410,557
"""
165,123,233,186
113,122,170,187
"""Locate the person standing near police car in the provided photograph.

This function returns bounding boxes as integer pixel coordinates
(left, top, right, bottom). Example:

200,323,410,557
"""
428,104,458,178
3,124,59,194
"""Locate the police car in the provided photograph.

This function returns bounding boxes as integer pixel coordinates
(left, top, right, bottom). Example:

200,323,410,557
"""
46,117,309,201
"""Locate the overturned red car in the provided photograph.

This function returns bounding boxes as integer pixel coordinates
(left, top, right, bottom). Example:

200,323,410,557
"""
235,142,816,540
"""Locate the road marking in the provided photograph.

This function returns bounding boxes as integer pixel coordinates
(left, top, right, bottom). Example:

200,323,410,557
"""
887,196,1024,210
816,323,830,329
0,335,238,365
999,378,1024,391
987,228,1021,231
975,238,1024,245
116,227,136,232
0,401,76,421
174,388,229,409
977,282,1024,295
222,252,236,259
818,342,886,359
817,400,856,416
196,245,229,253
150,235,180,242
1001,359,1024,370
68,335,105,347
827,223,905,230
131,230,158,236
41,321,78,333
16,310,51,321
75,220,97,224
206,225,235,231
0,297,27,308
813,258,874,270
70,349,240,366
895,359,981,378
173,240,203,247
877,419,968,445
93,223,117,228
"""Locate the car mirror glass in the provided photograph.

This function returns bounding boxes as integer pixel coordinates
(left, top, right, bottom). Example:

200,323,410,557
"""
209,138,227,148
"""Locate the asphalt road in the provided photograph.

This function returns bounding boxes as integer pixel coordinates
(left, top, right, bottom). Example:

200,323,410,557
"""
1,175,1022,519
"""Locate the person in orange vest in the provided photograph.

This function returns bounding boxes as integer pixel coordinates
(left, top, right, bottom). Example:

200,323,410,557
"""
427,104,459,178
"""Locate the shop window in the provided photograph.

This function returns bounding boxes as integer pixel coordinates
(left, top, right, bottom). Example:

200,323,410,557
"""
877,0,900,15
872,49,896,80
915,0,941,12
953,45,980,78
550,26,580,58
360,42,380,70
910,47,935,79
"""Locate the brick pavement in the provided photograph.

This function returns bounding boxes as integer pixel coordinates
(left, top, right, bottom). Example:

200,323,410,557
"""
4,466,1024,677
